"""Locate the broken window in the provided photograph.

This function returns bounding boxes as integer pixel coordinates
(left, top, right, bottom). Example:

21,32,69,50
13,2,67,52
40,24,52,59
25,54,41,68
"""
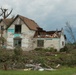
14,38,22,47
37,40,44,47
15,25,21,33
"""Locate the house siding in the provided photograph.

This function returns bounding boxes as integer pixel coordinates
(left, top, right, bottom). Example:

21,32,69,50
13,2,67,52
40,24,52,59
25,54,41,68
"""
33,38,60,51
60,34,65,49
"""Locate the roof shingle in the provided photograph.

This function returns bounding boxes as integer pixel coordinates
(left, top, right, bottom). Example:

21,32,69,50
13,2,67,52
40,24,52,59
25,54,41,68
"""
0,18,13,26
18,15,39,31
2,18,13,26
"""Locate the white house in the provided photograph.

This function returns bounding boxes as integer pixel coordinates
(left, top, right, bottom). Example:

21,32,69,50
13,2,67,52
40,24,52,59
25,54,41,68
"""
0,15,66,51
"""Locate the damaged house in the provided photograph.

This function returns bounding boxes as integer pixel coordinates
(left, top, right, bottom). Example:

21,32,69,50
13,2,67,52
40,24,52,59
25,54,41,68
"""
0,15,66,51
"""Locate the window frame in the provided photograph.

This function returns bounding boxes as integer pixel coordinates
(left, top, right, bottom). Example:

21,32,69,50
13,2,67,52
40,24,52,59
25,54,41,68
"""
37,40,44,47
15,25,21,33
14,38,22,47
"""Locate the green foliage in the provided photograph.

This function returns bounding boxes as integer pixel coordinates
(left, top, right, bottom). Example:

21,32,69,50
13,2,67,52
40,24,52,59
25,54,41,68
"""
35,47,57,52
46,47,57,52
0,43,76,69
34,48,44,51
14,46,23,56
0,47,10,62
11,47,23,63
60,46,68,52
14,62,25,69
59,54,76,66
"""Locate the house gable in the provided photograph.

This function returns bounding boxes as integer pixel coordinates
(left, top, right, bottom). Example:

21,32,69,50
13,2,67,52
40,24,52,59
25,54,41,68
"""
7,15,39,31
7,15,36,50
7,17,30,36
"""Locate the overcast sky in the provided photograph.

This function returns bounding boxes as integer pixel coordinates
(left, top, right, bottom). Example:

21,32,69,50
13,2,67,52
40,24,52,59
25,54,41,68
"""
0,0,76,31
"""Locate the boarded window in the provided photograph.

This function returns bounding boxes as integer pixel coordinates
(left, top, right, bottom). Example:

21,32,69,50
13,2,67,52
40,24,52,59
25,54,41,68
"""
15,25,21,33
14,38,22,47
37,40,44,47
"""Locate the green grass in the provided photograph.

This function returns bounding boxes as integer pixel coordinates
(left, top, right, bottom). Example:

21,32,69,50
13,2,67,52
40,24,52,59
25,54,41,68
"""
0,67,76,75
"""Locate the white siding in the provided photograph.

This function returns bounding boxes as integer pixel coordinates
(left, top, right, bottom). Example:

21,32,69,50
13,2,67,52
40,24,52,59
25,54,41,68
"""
60,34,65,48
34,38,60,51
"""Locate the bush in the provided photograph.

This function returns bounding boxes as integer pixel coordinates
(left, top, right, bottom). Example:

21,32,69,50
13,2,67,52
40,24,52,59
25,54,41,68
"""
69,49,76,55
14,46,23,56
34,48,44,51
0,47,10,62
35,47,57,52
46,47,57,52
59,54,76,66
11,46,23,62
14,62,25,69
60,46,68,52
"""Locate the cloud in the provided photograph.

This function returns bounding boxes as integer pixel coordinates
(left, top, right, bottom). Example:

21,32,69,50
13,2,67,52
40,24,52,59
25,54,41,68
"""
0,0,76,30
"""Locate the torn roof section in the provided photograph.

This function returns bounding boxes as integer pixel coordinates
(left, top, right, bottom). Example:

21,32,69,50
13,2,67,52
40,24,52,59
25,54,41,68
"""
34,28,63,38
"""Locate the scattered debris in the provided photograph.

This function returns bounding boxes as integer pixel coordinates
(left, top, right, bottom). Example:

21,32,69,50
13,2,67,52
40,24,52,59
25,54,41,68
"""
25,63,56,71
38,68,44,71
56,64,60,68
24,68,32,71
44,68,55,71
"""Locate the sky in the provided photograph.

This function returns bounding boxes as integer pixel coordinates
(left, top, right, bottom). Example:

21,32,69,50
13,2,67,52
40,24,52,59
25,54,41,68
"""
0,0,76,31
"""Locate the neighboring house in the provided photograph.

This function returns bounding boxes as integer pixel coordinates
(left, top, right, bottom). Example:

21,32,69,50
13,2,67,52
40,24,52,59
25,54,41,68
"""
0,15,66,51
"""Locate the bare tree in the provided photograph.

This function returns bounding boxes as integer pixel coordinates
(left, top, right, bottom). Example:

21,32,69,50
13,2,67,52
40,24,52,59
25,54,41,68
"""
65,22,76,43
0,7,13,46
0,7,13,19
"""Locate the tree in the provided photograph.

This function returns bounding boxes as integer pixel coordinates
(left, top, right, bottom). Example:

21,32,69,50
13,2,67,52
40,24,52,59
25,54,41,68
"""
65,22,76,43
0,7,13,19
0,7,13,46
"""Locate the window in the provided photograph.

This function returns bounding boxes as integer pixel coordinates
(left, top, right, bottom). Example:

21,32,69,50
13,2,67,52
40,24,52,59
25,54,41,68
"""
14,38,22,47
37,40,44,47
15,25,21,33
1,26,4,30
62,41,64,46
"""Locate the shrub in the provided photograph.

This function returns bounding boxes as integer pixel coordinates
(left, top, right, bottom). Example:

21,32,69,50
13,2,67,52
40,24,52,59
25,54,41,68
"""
11,46,23,62
59,54,76,66
69,49,76,55
35,47,57,52
0,47,10,62
14,46,23,56
60,46,68,52
14,62,25,69
34,48,47,52
45,47,57,52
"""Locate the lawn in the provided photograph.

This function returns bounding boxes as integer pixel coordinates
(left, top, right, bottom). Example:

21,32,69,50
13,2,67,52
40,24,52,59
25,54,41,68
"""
0,67,76,75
